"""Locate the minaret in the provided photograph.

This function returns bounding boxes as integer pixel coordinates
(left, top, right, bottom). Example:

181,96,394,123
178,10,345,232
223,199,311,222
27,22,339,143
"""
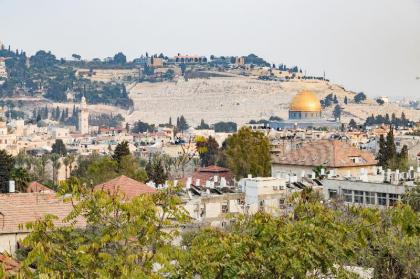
78,95,89,134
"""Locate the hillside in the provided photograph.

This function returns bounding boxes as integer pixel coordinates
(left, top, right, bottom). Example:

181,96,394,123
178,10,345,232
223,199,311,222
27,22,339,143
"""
126,75,419,126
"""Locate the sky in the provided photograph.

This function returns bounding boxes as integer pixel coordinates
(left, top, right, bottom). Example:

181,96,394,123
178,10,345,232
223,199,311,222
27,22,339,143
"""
1,0,419,99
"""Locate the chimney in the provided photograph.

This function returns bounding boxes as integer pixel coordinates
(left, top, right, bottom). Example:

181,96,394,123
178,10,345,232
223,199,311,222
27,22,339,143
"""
8,180,15,193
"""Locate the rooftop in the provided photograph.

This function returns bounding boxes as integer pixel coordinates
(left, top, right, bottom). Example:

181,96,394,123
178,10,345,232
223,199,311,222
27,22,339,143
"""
94,175,156,200
0,193,83,234
273,140,377,167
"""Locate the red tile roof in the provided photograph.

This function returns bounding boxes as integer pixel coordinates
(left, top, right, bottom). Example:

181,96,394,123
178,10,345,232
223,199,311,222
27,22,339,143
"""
94,175,156,200
0,193,83,234
197,165,231,173
273,140,377,168
26,181,54,193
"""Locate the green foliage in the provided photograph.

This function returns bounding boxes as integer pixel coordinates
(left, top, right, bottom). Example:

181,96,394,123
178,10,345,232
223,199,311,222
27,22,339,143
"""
176,198,420,278
72,154,147,187
20,182,189,278
195,119,210,130
132,120,155,133
112,141,130,165
89,113,125,128
213,121,237,133
354,92,367,103
348,118,357,129
223,127,271,179
0,150,14,192
269,115,283,122
10,180,420,278
376,98,385,105
402,184,420,212
333,104,342,120
196,136,219,167
113,52,127,65
244,53,270,67
10,167,31,192
145,155,168,185
377,128,409,171
51,139,67,156
176,115,189,132
364,112,412,127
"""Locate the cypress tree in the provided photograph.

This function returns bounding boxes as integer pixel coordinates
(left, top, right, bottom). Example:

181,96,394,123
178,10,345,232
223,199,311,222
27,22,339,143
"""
377,135,387,168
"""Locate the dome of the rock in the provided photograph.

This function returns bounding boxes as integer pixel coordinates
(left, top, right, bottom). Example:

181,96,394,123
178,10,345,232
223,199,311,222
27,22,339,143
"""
289,90,321,112
288,91,322,120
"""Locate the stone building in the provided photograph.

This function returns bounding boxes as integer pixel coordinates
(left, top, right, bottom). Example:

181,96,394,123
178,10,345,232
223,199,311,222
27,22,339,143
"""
271,139,377,178
78,96,89,135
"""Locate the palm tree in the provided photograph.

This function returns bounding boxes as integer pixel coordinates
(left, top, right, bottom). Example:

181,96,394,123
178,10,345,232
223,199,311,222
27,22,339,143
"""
10,167,31,192
63,156,70,179
67,154,75,177
38,154,49,182
50,154,61,185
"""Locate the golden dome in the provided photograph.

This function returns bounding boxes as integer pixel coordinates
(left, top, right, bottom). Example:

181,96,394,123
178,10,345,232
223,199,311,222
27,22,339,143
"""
289,90,321,112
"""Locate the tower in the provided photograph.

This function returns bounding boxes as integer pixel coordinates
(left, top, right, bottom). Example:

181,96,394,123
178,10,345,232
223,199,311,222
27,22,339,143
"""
78,95,89,134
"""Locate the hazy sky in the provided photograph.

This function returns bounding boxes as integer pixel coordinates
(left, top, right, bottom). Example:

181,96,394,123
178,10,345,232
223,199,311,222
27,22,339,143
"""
1,0,419,99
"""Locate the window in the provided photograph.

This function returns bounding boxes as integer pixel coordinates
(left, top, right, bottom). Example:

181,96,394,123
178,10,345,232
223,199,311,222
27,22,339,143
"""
354,191,363,204
365,192,375,205
328,189,338,199
278,198,286,208
389,194,399,206
377,193,387,206
221,202,229,213
343,189,353,202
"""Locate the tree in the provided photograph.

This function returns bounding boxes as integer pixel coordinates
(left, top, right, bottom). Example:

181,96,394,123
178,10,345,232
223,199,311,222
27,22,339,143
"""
112,141,130,166
50,154,61,185
10,167,31,192
376,98,385,105
348,119,357,129
402,184,420,212
177,115,189,132
223,127,271,179
195,119,210,130
397,145,409,171
269,116,283,122
132,120,154,133
71,53,81,60
51,139,67,156
0,150,14,192
354,92,367,103
19,181,189,277
214,121,237,133
196,136,219,167
175,196,420,278
385,127,397,169
333,104,342,121
113,52,127,65
377,135,388,168
145,155,168,185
